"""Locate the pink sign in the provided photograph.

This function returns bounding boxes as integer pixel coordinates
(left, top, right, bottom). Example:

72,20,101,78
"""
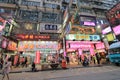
95,42,105,49
0,17,6,31
90,48,95,55
34,51,40,64
70,43,92,48
2,39,7,48
78,49,82,55
113,25,120,35
83,21,95,26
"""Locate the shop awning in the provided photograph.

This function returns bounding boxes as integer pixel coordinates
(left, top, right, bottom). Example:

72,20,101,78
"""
109,41,120,49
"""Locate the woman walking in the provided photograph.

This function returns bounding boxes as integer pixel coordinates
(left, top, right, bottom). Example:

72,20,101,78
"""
2,58,12,80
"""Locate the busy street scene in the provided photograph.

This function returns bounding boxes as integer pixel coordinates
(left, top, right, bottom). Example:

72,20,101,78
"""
0,0,120,80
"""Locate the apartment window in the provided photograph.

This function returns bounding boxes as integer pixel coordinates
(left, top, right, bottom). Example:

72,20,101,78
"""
80,8,93,14
46,0,60,3
42,12,57,22
44,3,59,9
20,10,38,21
0,0,16,3
21,1,41,6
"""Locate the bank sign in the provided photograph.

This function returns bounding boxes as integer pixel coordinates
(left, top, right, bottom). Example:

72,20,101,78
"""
66,34,100,41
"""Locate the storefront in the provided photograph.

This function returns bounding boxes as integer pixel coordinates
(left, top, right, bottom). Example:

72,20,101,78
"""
65,40,102,64
17,41,59,64
65,32,102,64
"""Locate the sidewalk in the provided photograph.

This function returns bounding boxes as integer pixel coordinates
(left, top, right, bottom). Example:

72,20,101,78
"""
0,63,105,74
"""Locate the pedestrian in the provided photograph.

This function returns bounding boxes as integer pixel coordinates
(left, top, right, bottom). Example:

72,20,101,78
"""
95,53,101,65
0,57,4,70
2,58,12,80
66,56,70,64
31,62,36,72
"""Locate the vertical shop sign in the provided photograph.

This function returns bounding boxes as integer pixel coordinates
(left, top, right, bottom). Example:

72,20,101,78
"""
14,55,19,66
34,51,40,64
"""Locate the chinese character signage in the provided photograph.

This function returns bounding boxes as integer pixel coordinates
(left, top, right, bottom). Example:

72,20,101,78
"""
66,34,100,41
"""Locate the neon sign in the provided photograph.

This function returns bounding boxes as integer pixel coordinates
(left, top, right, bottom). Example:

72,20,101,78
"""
0,17,6,31
16,34,50,40
113,25,120,35
70,26,96,34
83,21,96,26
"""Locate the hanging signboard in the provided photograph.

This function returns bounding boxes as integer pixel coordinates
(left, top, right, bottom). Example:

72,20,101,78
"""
66,34,100,41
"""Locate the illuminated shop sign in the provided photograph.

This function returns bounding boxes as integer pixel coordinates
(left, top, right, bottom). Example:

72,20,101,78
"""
106,2,120,27
102,26,112,34
0,17,6,31
18,41,58,51
80,16,96,26
16,34,50,40
40,23,61,33
70,26,96,34
113,25,120,35
70,43,93,48
7,41,17,51
1,38,8,49
95,42,105,49
106,33,115,41
83,21,96,26
66,41,97,49
45,24,57,30
66,34,100,41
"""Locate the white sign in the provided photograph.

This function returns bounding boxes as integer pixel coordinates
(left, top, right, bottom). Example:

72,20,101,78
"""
40,23,62,33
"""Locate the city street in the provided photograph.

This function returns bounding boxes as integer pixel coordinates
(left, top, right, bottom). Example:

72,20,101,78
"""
0,65,120,80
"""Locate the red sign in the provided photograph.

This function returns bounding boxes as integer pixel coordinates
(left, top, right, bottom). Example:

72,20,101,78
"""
16,34,50,40
34,51,40,64
7,41,17,51
106,2,120,27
